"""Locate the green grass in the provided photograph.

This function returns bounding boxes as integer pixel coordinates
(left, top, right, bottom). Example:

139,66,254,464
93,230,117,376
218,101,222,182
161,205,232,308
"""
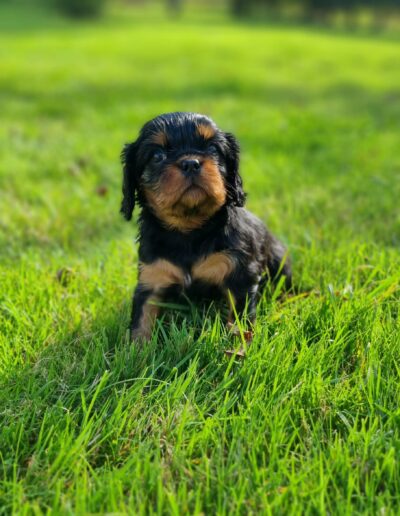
1,3,400,514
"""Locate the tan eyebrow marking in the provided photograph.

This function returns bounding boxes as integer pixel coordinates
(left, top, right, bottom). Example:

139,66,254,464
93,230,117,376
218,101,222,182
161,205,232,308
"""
197,123,216,140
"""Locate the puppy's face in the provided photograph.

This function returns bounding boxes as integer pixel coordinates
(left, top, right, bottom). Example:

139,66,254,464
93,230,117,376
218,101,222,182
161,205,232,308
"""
121,113,245,232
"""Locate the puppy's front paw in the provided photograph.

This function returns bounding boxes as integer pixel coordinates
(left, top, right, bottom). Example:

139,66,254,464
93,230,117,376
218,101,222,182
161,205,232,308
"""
130,327,152,345
226,322,254,343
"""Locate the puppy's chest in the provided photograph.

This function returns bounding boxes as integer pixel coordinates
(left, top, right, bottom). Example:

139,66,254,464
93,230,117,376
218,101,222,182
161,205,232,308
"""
139,252,235,293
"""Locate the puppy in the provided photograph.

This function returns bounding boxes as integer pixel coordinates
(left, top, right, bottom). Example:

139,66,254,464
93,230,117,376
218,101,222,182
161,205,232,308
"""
121,112,291,342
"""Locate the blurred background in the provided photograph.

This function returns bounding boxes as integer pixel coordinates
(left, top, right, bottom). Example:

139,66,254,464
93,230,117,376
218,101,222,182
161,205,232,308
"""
2,0,399,26
1,0,399,282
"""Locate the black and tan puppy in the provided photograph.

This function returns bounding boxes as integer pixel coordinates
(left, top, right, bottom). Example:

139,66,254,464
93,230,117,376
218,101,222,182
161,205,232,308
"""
121,112,291,342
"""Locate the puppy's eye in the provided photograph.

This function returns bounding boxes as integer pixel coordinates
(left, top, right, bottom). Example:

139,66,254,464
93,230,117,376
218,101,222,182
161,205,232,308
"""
152,151,167,163
207,144,219,154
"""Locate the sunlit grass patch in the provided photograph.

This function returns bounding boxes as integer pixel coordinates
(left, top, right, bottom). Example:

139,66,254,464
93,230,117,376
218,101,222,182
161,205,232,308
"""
0,3,399,513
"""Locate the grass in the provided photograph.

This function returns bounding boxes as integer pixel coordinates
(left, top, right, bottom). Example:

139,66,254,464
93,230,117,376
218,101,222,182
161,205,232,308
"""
1,2,400,514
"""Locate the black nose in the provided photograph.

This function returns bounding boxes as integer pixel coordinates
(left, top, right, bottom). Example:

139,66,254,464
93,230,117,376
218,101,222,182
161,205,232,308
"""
180,159,201,174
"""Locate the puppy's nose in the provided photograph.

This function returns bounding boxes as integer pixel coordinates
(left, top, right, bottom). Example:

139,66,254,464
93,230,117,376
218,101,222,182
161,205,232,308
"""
180,159,201,175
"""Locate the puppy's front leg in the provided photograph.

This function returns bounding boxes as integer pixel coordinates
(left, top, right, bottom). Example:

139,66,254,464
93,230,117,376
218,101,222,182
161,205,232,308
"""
130,285,161,342
130,259,186,343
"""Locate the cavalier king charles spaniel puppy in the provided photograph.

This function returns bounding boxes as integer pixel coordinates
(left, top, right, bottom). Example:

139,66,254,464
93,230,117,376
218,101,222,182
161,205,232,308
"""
121,112,291,342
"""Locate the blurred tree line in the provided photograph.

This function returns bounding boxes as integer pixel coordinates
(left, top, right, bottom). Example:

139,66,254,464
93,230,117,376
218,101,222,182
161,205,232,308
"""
39,0,400,21
51,0,107,17
231,0,400,20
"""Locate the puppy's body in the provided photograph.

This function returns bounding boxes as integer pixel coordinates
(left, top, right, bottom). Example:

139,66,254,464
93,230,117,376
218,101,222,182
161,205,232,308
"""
121,112,291,341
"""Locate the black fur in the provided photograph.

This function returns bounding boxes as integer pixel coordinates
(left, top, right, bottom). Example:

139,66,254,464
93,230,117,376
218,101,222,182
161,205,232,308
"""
120,142,139,220
120,112,291,340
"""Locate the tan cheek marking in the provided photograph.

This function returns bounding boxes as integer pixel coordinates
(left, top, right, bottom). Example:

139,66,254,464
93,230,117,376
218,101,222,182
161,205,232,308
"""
144,166,186,209
197,123,216,140
132,295,160,342
140,259,185,292
200,158,226,207
192,252,235,286
162,165,187,198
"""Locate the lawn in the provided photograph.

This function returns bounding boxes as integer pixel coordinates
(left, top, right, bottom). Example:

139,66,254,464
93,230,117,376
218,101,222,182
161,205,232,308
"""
0,2,399,514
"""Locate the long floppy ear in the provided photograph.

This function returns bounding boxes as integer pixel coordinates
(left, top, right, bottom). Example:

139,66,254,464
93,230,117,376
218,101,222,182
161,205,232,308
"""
120,141,139,221
224,132,246,207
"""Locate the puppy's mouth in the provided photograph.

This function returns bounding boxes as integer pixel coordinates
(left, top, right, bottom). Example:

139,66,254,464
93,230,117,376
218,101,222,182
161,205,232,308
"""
176,181,208,208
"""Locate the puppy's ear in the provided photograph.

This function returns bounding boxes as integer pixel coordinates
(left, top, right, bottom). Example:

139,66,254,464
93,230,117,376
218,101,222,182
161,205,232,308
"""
120,141,139,221
224,132,246,207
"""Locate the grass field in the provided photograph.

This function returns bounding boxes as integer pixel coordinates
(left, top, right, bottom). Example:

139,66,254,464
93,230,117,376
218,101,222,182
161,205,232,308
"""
1,2,400,514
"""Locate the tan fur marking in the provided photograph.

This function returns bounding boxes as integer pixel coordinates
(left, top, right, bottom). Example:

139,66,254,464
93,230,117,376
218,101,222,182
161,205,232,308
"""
151,208,210,232
145,182,207,232
197,123,216,140
200,158,226,207
192,252,235,286
150,131,167,146
144,165,186,217
140,259,185,292
132,295,160,342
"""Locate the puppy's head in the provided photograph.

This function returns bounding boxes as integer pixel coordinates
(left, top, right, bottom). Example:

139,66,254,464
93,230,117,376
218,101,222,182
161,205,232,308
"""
121,112,245,232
